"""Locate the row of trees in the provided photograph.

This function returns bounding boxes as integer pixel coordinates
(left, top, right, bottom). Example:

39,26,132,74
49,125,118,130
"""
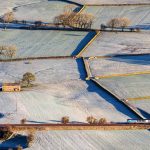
0,45,17,58
102,17,131,31
61,116,107,124
54,12,94,29
54,4,94,29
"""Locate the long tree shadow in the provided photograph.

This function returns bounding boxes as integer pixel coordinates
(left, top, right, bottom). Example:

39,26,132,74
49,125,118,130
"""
76,58,140,119
0,134,28,150
107,55,150,66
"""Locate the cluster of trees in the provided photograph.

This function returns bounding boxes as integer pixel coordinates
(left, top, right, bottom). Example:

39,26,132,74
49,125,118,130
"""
0,45,17,58
54,5,94,29
87,116,107,124
107,17,131,31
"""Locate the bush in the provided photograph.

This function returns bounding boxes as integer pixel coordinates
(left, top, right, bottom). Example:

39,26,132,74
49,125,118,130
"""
22,72,36,87
87,116,97,124
17,145,23,150
61,116,69,124
99,118,107,124
20,118,27,124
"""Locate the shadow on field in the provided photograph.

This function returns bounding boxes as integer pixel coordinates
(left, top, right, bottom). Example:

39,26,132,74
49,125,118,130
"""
137,108,150,119
76,58,139,119
107,55,150,66
0,134,27,150
72,31,96,56
0,113,5,119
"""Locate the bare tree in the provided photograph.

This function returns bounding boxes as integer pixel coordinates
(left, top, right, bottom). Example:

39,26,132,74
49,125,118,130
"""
17,145,23,150
86,116,97,124
5,45,17,58
99,118,107,124
3,12,14,23
20,118,27,124
107,17,131,31
54,12,94,29
107,18,120,30
118,17,131,31
22,72,36,87
61,116,69,124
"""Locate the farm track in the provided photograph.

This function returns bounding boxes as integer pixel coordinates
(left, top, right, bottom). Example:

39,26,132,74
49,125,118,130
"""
0,123,150,131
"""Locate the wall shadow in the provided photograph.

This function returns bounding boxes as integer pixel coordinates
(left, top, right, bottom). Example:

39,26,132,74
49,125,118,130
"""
76,58,140,119
72,31,96,56
0,134,28,150
106,55,150,66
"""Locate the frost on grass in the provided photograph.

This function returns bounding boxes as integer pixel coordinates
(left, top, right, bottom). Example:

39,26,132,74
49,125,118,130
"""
25,130,150,150
83,5,150,29
14,1,77,22
0,29,89,58
88,55,150,77
96,74,150,99
0,59,138,123
82,31,150,57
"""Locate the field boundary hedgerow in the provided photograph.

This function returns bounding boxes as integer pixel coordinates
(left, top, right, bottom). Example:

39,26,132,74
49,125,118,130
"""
0,123,150,132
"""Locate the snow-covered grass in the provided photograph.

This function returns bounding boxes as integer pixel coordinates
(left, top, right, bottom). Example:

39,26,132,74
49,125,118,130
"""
0,29,92,58
0,0,43,16
0,59,138,123
72,0,150,4
129,99,150,118
96,74,150,99
82,31,150,57
88,55,150,77
1,130,150,150
14,1,78,22
28,130,150,150
83,5,150,29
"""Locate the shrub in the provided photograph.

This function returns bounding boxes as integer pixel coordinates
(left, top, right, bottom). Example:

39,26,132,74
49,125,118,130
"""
22,72,36,87
99,118,107,124
87,116,97,124
20,118,27,124
61,116,69,124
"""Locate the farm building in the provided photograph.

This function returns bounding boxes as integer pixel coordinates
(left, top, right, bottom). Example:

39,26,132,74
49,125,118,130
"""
0,83,21,92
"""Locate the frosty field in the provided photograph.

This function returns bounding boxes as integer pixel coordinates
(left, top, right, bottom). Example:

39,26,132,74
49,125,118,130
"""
129,99,150,118
14,1,78,22
1,130,150,150
96,74,150,99
83,5,150,29
82,31,150,57
0,59,138,124
88,55,150,77
0,29,94,58
72,0,150,4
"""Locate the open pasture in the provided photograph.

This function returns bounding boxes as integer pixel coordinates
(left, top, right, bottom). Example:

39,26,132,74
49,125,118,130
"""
82,31,150,57
83,5,150,29
14,0,79,23
0,59,138,124
88,55,150,77
0,29,94,59
96,74,150,99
